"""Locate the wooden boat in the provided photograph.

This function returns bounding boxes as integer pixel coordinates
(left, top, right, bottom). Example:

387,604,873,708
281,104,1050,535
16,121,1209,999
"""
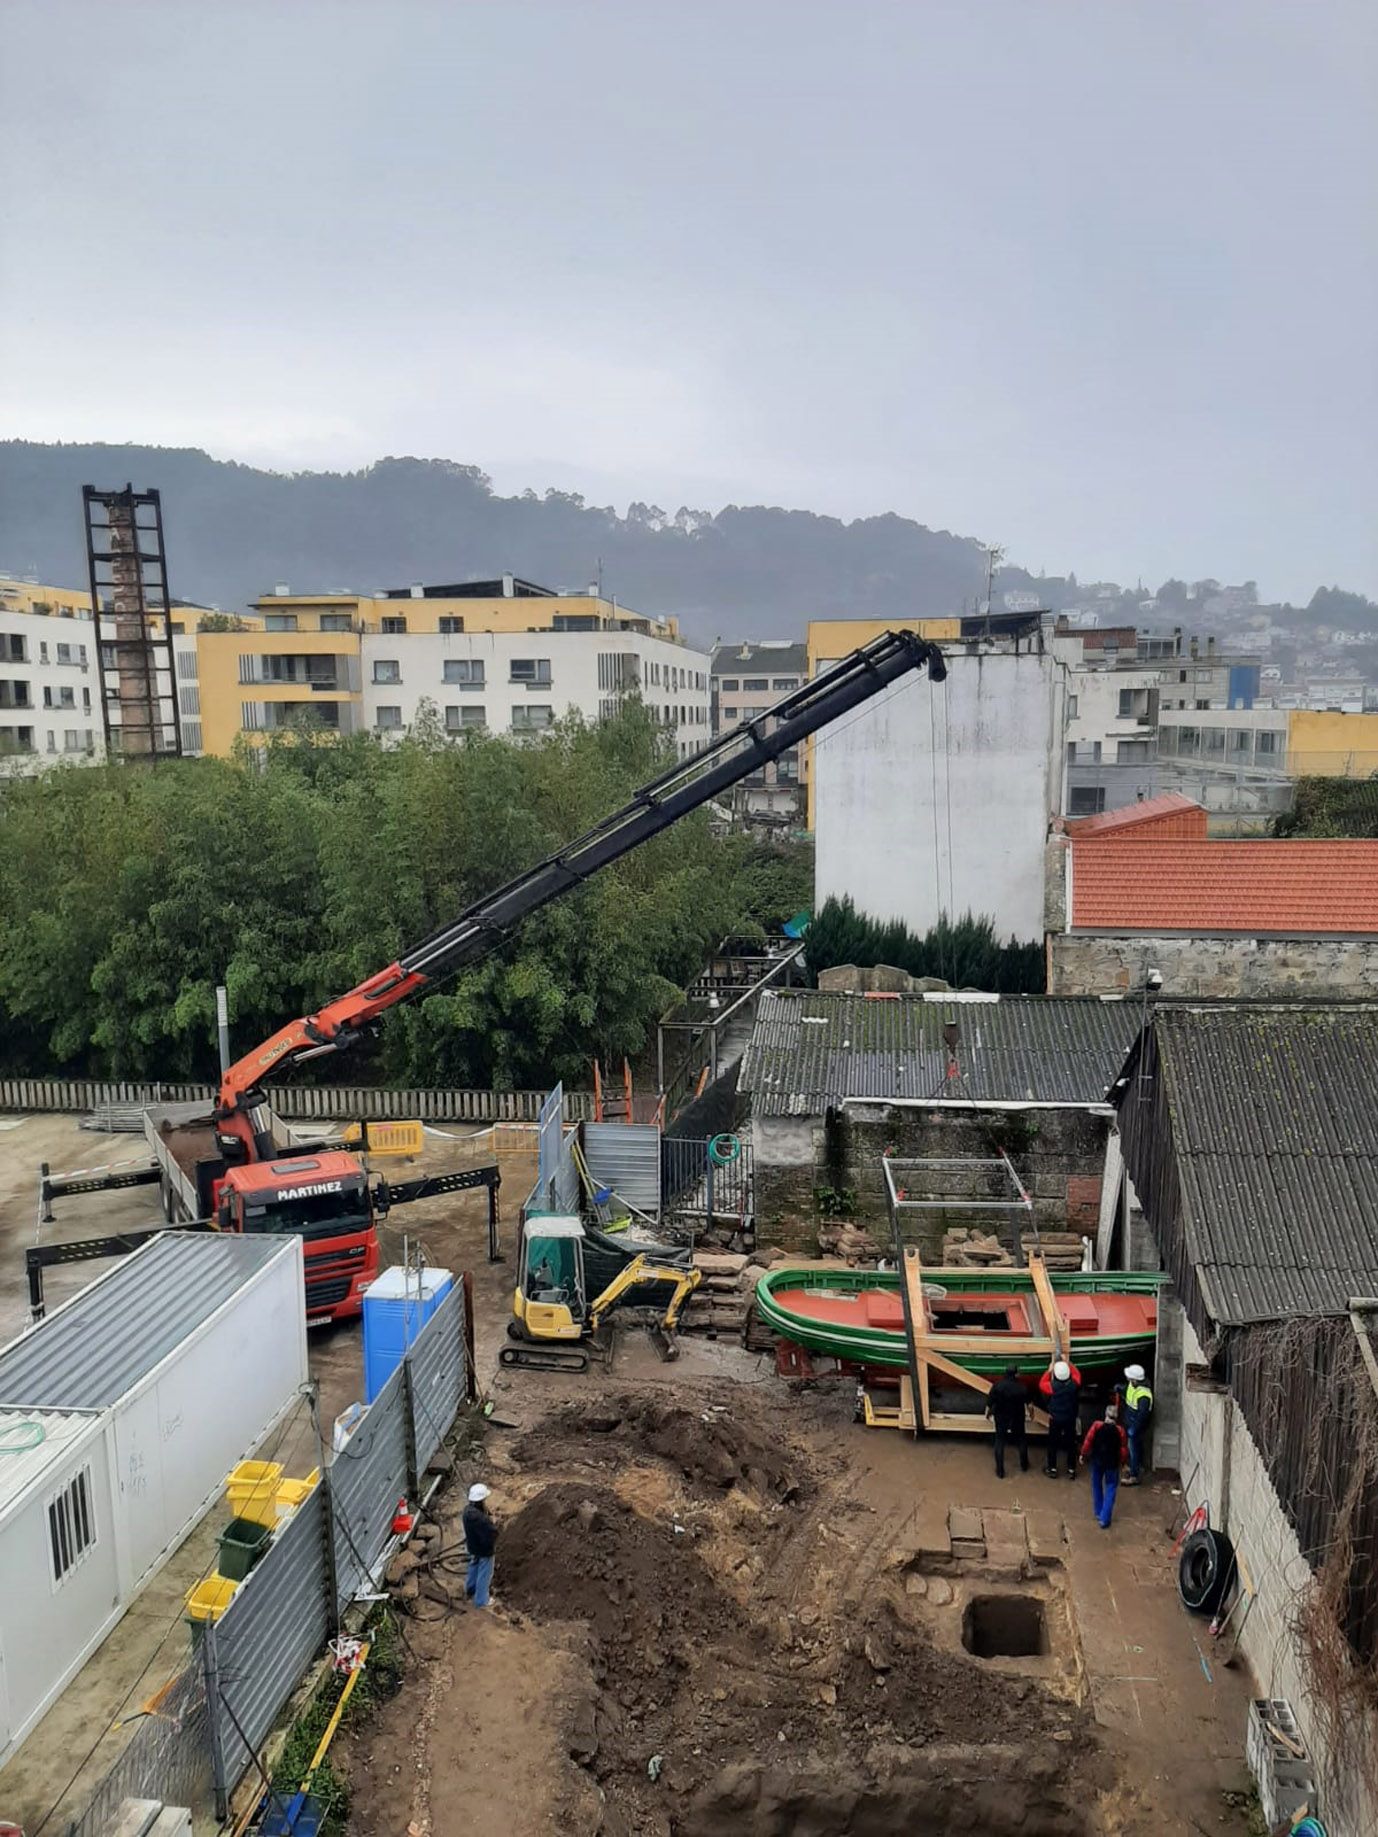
755,1263,1161,1379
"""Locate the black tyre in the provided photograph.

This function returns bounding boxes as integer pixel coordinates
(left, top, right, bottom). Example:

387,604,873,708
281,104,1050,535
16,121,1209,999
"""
1178,1527,1234,1615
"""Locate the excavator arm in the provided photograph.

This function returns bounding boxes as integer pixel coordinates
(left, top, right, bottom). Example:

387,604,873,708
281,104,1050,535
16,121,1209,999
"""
216,627,947,1148
587,1253,703,1332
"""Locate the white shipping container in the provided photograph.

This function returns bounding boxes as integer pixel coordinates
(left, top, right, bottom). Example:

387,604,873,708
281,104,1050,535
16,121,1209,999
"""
0,1234,308,1764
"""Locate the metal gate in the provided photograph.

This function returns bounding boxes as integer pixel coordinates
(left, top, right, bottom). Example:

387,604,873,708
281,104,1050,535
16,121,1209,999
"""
581,1122,662,1216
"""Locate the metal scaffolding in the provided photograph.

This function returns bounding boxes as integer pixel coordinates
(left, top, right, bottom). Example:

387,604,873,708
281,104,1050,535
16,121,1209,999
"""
82,484,182,762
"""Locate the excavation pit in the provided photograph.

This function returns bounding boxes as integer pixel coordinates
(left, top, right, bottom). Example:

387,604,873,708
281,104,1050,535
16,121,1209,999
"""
963,1593,1048,1660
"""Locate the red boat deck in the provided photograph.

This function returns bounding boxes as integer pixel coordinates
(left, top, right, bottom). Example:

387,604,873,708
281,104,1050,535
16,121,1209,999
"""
773,1284,1156,1338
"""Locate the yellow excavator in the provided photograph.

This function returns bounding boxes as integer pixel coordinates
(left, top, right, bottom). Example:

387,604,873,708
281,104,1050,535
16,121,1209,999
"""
502,1215,701,1370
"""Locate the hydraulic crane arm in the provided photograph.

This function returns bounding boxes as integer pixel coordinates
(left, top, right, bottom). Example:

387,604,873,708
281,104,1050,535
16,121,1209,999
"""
217,627,946,1137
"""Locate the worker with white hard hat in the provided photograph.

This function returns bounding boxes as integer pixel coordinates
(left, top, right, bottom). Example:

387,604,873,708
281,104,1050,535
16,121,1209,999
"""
462,1481,498,1607
1121,1364,1154,1486
1038,1356,1084,1478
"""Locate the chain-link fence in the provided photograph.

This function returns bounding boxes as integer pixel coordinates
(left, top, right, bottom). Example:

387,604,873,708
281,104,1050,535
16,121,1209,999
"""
64,1662,212,1837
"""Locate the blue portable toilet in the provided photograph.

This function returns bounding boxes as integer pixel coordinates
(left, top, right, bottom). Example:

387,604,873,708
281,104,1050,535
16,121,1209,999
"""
362,1265,454,1403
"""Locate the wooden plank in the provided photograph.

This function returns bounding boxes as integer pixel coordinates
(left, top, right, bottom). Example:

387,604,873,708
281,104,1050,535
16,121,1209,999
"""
1028,1252,1068,1357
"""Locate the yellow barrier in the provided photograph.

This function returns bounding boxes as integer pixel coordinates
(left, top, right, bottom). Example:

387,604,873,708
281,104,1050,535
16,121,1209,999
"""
343,1119,425,1158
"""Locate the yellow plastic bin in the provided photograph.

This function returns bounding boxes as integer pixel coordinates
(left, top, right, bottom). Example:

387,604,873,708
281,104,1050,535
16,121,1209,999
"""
185,1574,239,1644
226,1460,284,1528
275,1469,321,1513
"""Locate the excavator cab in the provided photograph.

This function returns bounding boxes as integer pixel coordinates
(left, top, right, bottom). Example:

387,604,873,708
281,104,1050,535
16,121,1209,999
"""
513,1217,588,1345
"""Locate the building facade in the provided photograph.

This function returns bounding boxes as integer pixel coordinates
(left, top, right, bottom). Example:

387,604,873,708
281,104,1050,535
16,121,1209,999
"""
710,640,806,821
196,578,708,757
0,576,208,767
811,619,1064,942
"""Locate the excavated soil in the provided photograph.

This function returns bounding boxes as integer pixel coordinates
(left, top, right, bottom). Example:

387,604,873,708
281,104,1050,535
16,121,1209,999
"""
508,1394,806,1506
500,1482,1094,1836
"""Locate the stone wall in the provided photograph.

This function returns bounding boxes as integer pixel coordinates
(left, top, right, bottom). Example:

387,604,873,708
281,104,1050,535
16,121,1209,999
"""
752,1102,1112,1255
1176,1319,1377,1833
1049,931,1378,998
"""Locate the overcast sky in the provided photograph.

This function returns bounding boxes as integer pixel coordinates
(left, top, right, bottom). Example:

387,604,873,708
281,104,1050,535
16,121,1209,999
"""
4,0,1375,601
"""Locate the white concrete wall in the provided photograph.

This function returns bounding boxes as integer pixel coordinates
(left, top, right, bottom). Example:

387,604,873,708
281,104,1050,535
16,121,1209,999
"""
813,646,1065,940
361,629,710,755
1177,1317,1376,1831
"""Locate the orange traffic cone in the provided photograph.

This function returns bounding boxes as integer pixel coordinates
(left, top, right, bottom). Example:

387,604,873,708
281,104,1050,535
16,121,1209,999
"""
391,1496,414,1536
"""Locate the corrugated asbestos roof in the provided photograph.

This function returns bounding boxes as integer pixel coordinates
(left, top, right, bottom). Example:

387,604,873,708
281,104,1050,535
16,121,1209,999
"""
0,1234,291,1410
1154,1006,1378,1325
1070,837,1378,933
740,991,1140,1116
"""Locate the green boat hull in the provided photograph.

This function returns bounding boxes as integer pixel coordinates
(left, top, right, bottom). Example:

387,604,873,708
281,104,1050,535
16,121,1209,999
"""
755,1265,1164,1378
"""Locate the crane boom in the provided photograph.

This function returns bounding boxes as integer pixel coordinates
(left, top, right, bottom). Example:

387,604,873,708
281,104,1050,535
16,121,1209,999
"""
217,627,946,1145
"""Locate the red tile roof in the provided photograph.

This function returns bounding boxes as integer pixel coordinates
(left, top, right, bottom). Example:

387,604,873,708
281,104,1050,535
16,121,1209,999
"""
1070,838,1378,934
1067,793,1207,840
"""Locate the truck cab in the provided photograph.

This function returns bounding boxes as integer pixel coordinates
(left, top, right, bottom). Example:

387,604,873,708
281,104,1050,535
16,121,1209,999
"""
215,1153,379,1324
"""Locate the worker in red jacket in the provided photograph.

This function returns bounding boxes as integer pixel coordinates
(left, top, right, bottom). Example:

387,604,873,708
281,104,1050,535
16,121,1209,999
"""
1080,1406,1130,1529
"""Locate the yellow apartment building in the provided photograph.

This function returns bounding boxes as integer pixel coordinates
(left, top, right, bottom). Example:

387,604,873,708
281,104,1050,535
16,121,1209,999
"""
1287,708,1378,779
248,575,680,642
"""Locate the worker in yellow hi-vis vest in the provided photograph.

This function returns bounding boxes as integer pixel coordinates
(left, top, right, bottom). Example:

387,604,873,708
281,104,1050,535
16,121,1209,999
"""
1121,1365,1153,1485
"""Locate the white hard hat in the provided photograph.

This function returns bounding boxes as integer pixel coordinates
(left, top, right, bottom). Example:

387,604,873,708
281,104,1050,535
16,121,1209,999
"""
1053,1360,1071,1382
467,1482,491,1504
1125,1364,1146,1383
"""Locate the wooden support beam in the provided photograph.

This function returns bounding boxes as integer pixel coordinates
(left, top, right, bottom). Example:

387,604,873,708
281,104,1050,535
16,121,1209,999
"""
1029,1251,1068,1358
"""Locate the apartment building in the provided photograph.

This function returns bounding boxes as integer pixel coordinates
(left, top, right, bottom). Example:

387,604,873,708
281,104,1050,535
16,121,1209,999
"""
1050,620,1262,817
710,641,806,821
0,575,208,766
196,577,709,756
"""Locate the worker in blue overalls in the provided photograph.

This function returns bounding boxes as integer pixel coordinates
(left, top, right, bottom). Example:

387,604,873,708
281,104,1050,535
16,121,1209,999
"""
1120,1363,1154,1485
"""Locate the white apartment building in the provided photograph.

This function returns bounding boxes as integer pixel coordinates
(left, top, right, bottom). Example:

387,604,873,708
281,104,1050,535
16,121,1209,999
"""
0,576,206,768
359,628,711,754
710,640,806,820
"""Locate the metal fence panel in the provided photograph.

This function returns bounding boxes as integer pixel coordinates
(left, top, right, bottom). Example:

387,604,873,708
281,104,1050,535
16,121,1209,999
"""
0,1075,595,1122
662,1135,753,1225
407,1285,467,1474
582,1122,661,1215
331,1366,410,1609
208,1484,331,1803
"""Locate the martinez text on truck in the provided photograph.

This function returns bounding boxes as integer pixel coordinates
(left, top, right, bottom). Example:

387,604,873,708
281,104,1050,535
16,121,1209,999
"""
33,629,946,1322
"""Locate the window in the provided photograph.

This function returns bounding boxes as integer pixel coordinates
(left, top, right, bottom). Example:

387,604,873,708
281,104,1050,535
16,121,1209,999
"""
372,659,401,684
1117,688,1134,719
381,615,408,635
78,644,88,665
39,641,49,663
771,677,797,691
1178,669,1188,683
374,706,403,731
438,616,465,635
181,720,201,753
48,1465,96,1584
443,658,484,686
56,642,74,665
445,705,486,732
1196,699,1210,711
1205,727,1225,754
0,725,35,753
511,704,553,732
744,676,768,691
510,658,552,687
1228,729,1252,755
265,614,299,632
1068,786,1107,816
82,687,91,711
5,634,26,662
177,649,197,679
1116,739,1151,763
719,677,739,692
1257,731,1279,756
320,613,353,632
64,729,83,751
1067,693,1078,719
778,749,799,782
100,643,116,670
597,653,638,693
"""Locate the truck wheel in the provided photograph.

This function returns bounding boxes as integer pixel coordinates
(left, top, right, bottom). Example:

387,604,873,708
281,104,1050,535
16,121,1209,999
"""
1178,1527,1234,1615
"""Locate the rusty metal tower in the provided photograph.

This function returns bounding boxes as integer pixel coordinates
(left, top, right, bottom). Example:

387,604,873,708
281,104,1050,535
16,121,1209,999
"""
82,484,182,762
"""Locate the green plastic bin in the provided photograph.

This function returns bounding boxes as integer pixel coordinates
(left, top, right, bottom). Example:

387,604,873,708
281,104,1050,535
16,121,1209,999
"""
217,1515,272,1581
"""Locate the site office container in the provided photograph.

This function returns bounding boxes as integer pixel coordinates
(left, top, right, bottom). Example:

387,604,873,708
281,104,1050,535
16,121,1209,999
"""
0,1235,309,1766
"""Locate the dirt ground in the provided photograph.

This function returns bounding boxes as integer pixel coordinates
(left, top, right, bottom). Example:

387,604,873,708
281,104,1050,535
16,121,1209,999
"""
339,1287,1259,1837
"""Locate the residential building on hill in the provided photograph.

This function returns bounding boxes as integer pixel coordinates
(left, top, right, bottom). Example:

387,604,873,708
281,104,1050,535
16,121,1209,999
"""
710,640,806,822
196,577,708,757
1047,795,1378,995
